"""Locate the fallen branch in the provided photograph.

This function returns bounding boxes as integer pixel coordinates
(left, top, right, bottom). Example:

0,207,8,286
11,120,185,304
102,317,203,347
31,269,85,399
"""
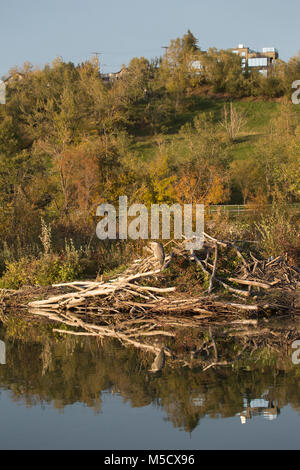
208,243,218,294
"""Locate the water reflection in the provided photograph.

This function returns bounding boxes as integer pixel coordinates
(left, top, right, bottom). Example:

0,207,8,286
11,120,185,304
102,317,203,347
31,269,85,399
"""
238,398,279,423
0,316,300,435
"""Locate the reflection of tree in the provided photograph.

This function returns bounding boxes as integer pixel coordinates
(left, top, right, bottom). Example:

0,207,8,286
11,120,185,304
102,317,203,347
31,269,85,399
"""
1,319,300,433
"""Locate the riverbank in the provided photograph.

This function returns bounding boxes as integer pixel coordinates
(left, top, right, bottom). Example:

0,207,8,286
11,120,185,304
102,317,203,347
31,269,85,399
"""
1,233,299,369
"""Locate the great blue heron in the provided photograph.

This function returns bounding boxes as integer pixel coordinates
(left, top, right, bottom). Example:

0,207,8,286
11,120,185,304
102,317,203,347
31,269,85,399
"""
149,347,165,373
149,241,165,268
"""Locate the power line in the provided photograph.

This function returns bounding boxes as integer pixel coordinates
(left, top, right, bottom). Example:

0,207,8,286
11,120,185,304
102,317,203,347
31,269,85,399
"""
91,52,102,59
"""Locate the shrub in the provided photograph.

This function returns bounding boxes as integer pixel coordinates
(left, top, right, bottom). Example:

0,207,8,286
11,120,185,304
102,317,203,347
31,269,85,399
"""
0,240,84,289
0,257,37,289
255,204,300,260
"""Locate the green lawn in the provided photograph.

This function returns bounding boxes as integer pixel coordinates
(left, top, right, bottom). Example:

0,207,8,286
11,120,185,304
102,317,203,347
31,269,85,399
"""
131,98,283,163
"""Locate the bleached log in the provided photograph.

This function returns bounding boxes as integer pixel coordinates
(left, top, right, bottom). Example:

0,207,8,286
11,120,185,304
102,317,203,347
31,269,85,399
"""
208,243,218,294
228,278,271,289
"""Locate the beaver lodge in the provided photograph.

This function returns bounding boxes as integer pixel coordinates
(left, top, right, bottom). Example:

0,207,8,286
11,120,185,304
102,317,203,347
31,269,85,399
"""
1,232,299,371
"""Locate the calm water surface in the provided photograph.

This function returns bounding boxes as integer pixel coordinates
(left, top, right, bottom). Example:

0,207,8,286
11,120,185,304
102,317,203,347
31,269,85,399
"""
0,319,300,450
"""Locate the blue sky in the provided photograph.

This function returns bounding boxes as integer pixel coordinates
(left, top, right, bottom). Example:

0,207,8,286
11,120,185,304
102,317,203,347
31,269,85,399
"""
1,0,299,78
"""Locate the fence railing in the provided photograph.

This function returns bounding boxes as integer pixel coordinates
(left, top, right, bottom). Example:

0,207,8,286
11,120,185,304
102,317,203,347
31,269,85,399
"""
207,204,300,216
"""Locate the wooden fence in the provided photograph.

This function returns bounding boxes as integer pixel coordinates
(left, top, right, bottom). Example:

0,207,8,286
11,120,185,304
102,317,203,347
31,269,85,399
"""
207,204,300,216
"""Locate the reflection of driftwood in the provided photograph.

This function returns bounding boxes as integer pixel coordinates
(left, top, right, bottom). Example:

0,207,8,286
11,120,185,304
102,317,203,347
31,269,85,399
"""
202,361,232,372
28,306,300,371
149,348,166,373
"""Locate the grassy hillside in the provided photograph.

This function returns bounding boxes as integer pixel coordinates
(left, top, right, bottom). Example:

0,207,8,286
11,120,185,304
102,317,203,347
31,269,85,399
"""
131,98,285,163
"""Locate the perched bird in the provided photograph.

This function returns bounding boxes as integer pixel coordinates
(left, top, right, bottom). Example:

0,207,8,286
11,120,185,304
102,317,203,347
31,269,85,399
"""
149,241,165,268
149,348,166,373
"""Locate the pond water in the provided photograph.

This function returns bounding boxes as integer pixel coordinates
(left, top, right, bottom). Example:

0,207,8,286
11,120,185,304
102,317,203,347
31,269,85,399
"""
0,318,300,450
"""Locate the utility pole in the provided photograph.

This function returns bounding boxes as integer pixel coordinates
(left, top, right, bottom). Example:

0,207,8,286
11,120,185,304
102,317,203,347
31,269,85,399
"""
162,46,169,57
161,47,169,66
91,52,102,69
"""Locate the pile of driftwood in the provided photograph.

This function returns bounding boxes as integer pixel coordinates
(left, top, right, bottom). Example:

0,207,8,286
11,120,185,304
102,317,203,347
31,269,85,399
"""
27,232,300,315
0,232,287,370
